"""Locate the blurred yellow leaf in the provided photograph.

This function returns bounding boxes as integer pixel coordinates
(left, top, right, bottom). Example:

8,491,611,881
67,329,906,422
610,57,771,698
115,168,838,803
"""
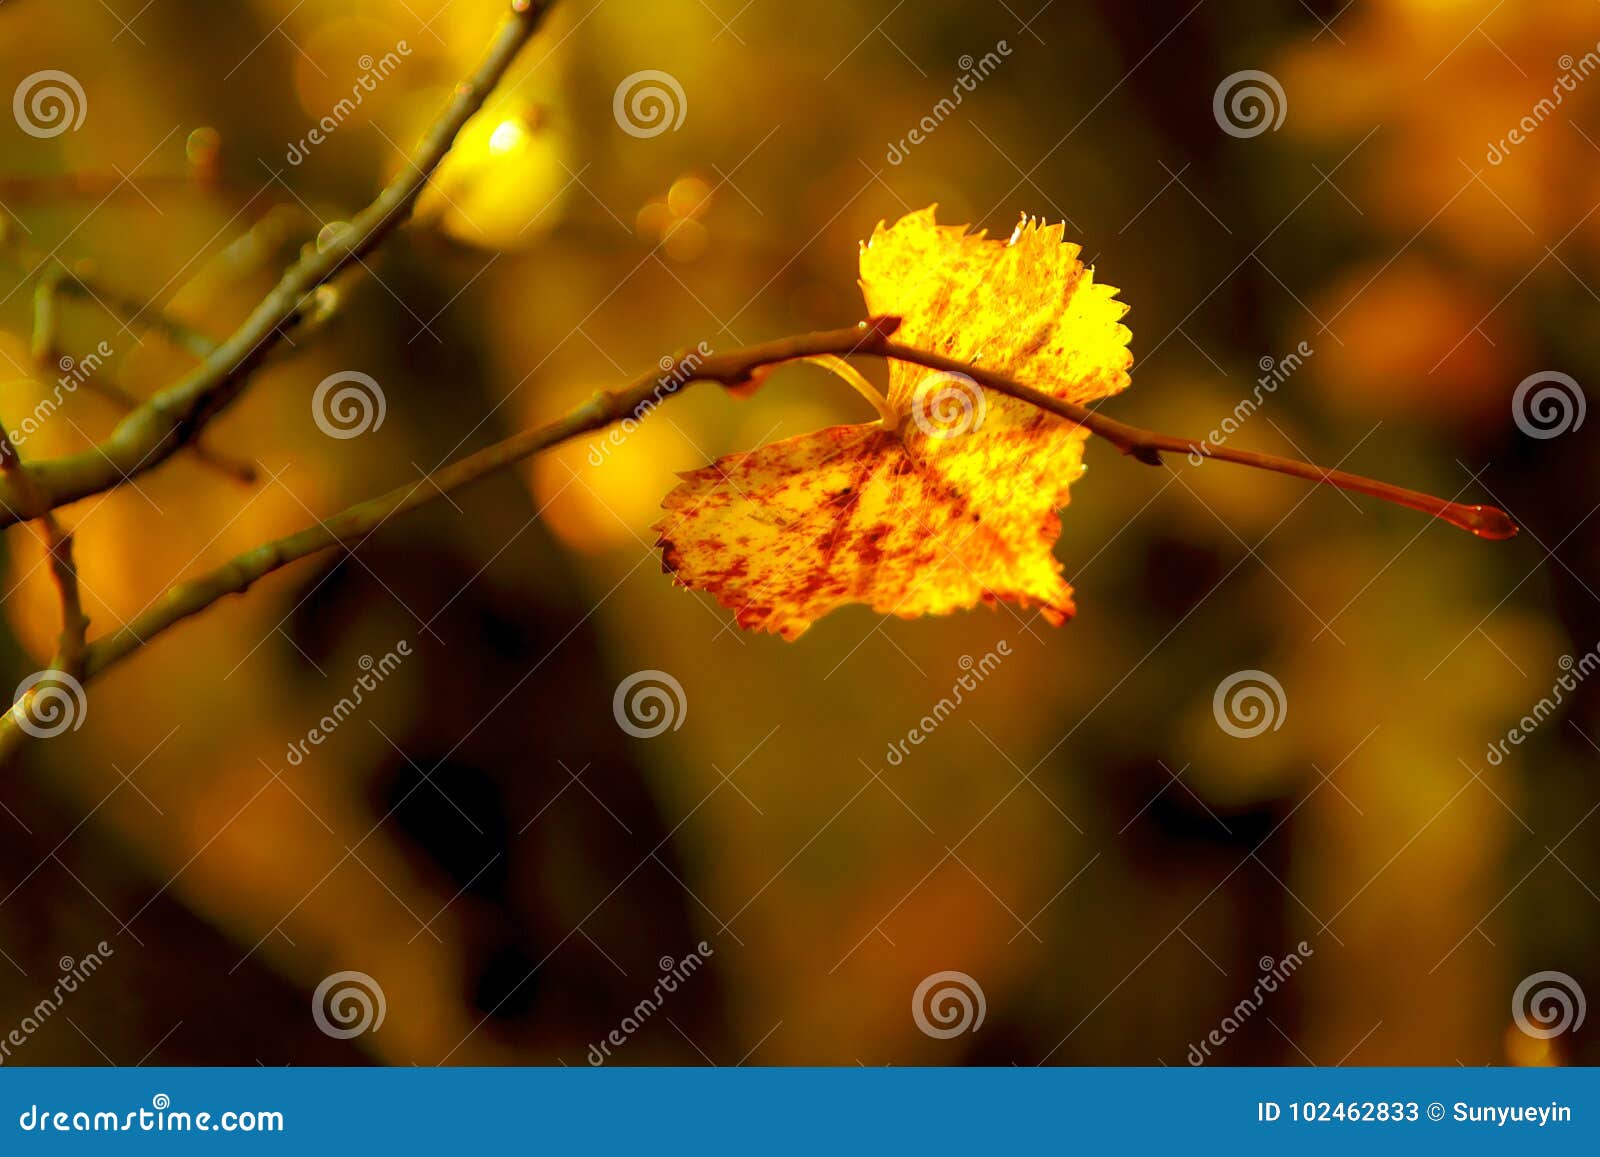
410,104,571,248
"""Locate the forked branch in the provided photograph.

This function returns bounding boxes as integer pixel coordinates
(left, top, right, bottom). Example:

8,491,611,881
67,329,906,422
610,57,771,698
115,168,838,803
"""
0,317,1517,760
0,0,556,525
0,0,1516,762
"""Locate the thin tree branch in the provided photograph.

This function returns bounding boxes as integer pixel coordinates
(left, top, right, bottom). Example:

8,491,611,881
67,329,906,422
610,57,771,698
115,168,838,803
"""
0,417,49,530
73,324,886,682
0,0,556,525
29,268,62,365
0,418,87,679
869,338,1519,541
51,271,221,360
6,240,222,361
41,520,88,675
0,316,1517,761
24,265,255,482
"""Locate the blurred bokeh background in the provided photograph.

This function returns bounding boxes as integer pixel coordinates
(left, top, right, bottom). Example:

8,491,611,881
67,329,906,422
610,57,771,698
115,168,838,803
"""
0,0,1596,1066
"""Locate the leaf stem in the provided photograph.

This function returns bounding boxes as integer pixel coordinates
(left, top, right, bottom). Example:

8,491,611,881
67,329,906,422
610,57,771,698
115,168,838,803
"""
800,355,898,425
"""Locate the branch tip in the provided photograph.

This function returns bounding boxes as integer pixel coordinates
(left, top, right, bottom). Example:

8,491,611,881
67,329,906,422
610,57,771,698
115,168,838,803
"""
1446,503,1519,541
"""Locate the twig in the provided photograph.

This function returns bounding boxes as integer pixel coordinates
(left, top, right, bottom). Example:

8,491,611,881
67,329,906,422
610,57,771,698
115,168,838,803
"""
2,225,223,361
65,373,257,484
41,520,88,675
0,418,87,687
23,267,254,482
9,209,246,479
0,417,49,528
0,0,557,525
868,337,1518,541
0,317,1517,760
29,268,62,365
51,272,221,359
72,325,886,681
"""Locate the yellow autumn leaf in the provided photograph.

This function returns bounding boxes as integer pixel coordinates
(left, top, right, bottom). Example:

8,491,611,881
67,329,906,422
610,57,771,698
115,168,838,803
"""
654,206,1133,640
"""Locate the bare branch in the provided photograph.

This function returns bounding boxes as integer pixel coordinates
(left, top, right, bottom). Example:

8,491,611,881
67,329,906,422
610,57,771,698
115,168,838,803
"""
0,416,87,682
73,325,889,683
21,264,254,482
42,521,88,674
51,271,221,360
0,0,557,525
2,217,223,360
29,268,62,365
868,337,1519,541
0,314,1516,765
